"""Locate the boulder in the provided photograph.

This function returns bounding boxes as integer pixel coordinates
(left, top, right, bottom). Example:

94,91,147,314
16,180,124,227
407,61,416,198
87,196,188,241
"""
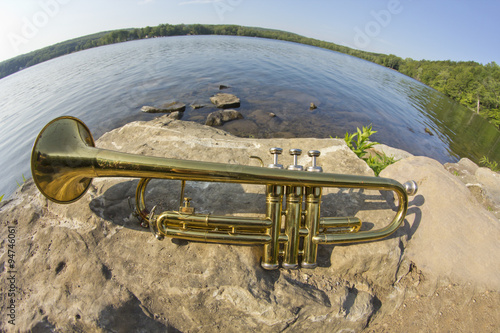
1,116,498,332
444,158,500,218
210,93,240,108
205,109,243,126
380,157,500,292
371,143,414,161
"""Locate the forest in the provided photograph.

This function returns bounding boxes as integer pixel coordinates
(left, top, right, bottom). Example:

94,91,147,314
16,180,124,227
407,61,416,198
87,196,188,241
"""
1,23,499,129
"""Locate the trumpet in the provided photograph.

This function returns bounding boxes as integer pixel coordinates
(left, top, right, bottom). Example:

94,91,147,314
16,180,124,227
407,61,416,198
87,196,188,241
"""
31,116,417,270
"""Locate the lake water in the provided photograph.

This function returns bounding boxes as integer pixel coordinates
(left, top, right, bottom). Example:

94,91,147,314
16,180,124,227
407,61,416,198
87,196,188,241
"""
0,35,499,198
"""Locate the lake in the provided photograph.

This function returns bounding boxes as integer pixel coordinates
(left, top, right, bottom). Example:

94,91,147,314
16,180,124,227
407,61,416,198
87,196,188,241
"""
0,35,499,198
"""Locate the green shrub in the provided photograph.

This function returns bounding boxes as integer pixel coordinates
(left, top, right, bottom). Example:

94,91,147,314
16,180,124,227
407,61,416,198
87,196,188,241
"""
344,124,379,158
343,125,397,176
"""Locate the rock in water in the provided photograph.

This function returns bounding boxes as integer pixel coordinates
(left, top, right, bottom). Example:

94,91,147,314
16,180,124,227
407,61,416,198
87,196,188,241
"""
141,105,163,113
205,109,243,126
167,111,183,120
210,93,241,108
160,102,186,112
141,102,186,113
190,103,205,110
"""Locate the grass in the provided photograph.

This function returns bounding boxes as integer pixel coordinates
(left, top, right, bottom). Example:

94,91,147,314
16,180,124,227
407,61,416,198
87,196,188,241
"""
0,174,28,203
342,124,397,176
16,174,27,187
479,156,499,172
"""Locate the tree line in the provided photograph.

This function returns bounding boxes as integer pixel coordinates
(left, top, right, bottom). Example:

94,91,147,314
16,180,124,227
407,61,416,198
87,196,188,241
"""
1,23,499,128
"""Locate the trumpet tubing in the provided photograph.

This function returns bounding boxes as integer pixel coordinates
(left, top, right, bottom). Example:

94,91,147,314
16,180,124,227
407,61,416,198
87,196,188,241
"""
32,116,417,269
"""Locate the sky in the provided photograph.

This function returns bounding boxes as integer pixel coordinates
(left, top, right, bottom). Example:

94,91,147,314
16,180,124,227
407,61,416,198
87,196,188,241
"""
0,0,499,65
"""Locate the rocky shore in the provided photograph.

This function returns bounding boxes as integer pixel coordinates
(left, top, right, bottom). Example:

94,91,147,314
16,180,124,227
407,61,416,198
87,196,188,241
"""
0,116,499,332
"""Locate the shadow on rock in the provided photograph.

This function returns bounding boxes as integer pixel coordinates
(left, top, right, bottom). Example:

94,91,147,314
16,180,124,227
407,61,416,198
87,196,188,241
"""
89,179,267,231
317,191,424,266
98,292,179,333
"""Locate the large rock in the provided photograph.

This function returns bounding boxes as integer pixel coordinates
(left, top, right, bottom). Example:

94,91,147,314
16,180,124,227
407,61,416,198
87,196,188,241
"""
371,143,414,161
0,116,498,332
380,157,500,292
210,93,241,108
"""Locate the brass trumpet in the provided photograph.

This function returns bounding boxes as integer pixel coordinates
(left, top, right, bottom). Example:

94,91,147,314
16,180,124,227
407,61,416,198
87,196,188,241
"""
31,116,417,270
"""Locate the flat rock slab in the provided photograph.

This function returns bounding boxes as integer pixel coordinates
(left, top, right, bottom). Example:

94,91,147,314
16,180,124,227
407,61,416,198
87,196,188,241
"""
210,93,241,108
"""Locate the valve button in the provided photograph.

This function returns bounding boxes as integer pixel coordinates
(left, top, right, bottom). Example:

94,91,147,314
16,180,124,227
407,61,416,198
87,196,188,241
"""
268,147,284,169
308,150,320,157
270,147,283,155
288,148,304,171
307,150,323,172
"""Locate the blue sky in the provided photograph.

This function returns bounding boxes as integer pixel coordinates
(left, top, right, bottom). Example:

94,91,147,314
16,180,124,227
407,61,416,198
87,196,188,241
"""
1,0,499,64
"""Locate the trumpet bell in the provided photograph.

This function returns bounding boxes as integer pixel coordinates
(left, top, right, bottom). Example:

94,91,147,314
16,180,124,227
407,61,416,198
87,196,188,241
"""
31,116,96,204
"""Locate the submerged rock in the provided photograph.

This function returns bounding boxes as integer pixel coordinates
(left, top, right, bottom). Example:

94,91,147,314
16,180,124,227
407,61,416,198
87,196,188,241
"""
210,93,241,108
205,109,243,126
190,103,205,110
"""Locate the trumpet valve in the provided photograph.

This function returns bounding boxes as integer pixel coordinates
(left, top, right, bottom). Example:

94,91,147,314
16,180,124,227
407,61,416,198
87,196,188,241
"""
180,197,195,214
287,149,304,171
268,147,284,169
306,150,323,173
